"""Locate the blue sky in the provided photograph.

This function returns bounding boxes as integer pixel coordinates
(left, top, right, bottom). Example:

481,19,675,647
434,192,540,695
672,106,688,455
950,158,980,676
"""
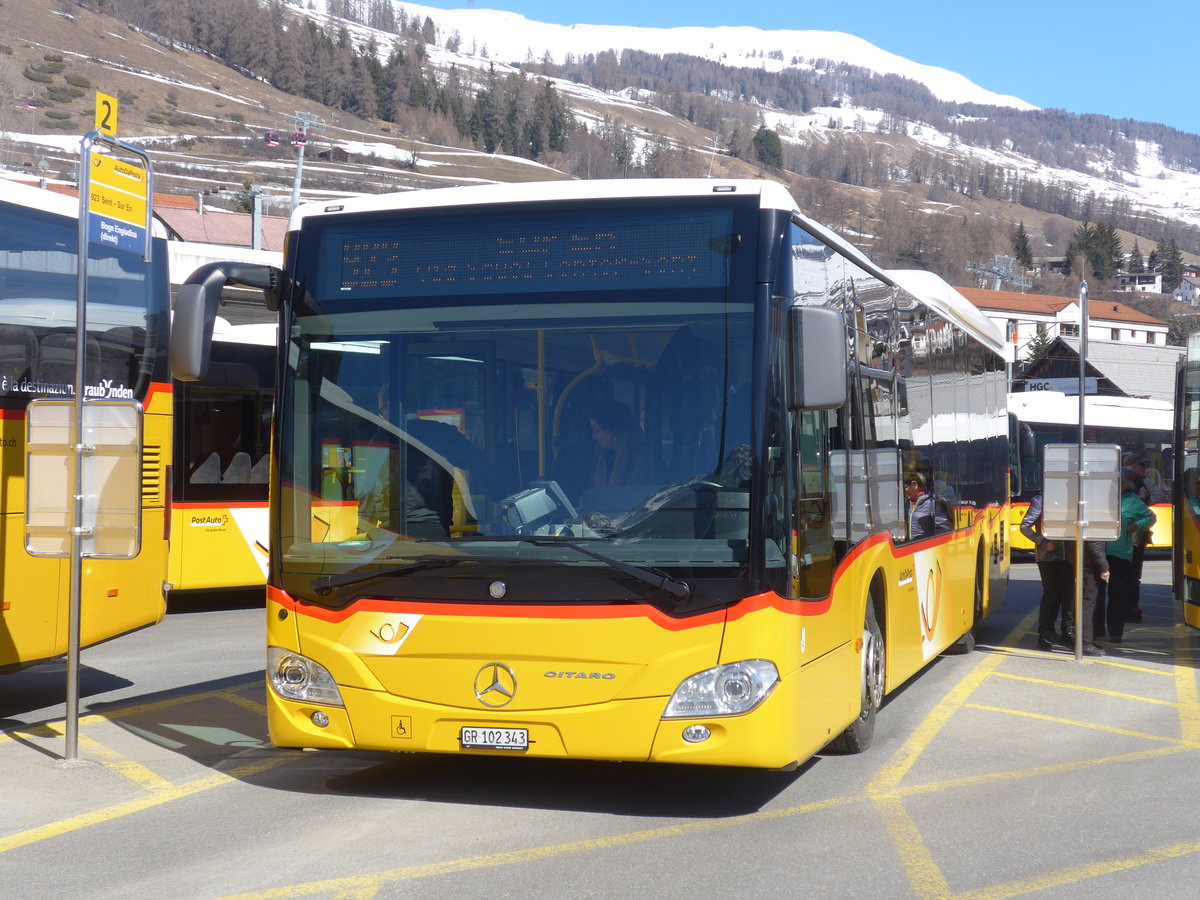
415,0,1198,138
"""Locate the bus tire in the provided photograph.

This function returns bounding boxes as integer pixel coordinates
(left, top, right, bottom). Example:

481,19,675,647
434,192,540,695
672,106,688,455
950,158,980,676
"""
829,598,883,754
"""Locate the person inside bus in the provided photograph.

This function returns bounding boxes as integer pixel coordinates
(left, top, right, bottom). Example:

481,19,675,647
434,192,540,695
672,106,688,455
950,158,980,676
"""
1020,491,1075,651
903,471,951,540
589,399,658,488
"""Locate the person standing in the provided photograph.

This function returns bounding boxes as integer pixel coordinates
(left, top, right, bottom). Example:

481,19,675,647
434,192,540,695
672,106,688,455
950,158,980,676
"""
1122,456,1153,622
1079,539,1110,657
1020,492,1074,651
1102,473,1156,643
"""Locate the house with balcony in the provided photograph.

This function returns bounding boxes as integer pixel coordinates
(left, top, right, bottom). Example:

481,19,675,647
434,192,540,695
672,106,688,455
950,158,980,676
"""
1116,272,1162,293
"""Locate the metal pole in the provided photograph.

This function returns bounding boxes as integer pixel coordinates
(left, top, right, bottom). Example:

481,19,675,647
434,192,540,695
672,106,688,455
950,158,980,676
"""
66,134,95,761
65,132,155,761
290,137,306,211
1073,281,1089,661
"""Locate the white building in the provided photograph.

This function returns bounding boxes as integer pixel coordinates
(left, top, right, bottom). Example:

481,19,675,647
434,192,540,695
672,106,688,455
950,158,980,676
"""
1116,272,1162,293
959,286,1168,363
1174,274,1200,305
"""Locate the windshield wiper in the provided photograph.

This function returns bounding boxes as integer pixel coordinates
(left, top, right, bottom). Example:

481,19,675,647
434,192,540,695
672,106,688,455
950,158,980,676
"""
311,557,468,595
312,541,692,604
458,535,692,603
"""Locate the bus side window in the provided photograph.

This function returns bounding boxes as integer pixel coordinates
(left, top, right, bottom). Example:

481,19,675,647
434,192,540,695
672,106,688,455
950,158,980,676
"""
0,324,37,388
35,330,101,387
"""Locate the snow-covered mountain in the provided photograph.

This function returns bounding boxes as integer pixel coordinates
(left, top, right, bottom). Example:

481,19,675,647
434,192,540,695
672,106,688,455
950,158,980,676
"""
391,3,1038,111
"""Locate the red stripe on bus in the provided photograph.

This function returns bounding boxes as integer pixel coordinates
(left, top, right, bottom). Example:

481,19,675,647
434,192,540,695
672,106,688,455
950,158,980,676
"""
267,510,991,630
173,501,269,509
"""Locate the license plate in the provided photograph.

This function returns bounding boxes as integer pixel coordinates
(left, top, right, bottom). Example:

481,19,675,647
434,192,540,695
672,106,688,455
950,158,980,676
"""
460,726,529,751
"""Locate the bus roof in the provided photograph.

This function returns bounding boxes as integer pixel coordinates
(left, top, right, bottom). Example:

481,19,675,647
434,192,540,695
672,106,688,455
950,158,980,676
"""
289,178,802,227
1008,390,1172,431
2,177,80,217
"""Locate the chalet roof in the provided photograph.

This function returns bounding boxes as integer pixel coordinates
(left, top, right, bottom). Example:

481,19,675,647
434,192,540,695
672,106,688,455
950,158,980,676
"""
959,287,1072,317
960,286,1165,327
154,207,288,252
1057,337,1181,402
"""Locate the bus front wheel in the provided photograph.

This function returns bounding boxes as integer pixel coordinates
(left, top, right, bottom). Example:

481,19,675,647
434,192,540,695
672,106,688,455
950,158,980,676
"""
830,601,883,754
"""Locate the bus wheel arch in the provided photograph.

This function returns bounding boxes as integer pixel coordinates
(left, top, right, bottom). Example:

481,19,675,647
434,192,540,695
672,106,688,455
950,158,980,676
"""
829,576,885,754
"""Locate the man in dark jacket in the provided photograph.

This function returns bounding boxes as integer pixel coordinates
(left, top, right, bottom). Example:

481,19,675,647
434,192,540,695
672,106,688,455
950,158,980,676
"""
1021,492,1075,651
904,472,951,540
1079,539,1110,657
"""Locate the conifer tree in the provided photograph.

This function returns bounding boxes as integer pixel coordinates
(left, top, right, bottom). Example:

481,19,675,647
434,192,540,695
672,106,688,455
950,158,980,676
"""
1160,237,1185,293
1011,223,1034,271
1127,240,1144,274
751,126,784,169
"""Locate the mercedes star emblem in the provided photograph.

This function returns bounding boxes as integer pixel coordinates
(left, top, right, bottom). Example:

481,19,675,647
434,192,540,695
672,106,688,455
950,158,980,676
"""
474,662,517,708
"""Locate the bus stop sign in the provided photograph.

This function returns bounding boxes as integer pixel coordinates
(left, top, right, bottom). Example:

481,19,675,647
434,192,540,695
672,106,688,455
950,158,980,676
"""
1040,443,1121,541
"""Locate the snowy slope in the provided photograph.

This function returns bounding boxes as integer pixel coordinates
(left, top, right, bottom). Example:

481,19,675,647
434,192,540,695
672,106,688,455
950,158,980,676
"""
391,3,1038,111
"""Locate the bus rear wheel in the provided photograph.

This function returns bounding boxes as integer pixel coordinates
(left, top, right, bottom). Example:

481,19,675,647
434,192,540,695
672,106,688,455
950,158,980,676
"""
830,601,883,754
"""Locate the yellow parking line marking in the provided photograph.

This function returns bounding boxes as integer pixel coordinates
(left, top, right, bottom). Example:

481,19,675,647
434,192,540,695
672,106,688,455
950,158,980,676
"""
1174,629,1200,744
213,794,865,900
870,608,1038,796
871,795,950,899
0,679,262,747
891,745,1192,799
954,837,1200,900
962,703,1198,746
854,608,1038,899
21,721,176,793
990,672,1182,705
0,754,297,854
217,690,269,716
77,735,176,793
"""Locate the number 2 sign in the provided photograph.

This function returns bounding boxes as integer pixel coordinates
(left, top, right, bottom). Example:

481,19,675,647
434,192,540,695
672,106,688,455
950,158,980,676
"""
95,91,118,136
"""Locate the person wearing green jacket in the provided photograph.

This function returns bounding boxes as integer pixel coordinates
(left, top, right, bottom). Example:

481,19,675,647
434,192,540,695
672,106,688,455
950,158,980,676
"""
1100,471,1156,643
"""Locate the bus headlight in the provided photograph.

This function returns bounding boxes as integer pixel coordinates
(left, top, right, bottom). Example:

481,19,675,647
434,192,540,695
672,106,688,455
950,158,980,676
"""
268,646,345,706
662,660,779,718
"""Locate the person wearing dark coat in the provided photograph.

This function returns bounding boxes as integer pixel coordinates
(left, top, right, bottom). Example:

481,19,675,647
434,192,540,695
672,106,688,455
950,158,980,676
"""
1079,539,1111,657
904,472,951,540
1020,492,1075,650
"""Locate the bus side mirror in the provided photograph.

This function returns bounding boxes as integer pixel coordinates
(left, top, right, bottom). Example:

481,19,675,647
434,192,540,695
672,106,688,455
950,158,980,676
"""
788,306,847,410
172,263,283,381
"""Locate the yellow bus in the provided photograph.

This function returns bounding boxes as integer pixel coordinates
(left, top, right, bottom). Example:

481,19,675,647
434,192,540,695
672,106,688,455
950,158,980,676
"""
1175,332,1200,629
1,179,171,670
174,179,1010,769
168,322,274,596
1009,391,1173,553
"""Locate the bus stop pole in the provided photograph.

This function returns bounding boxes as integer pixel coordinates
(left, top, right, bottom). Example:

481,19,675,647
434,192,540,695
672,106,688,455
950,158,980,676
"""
65,134,97,760
1073,281,1089,663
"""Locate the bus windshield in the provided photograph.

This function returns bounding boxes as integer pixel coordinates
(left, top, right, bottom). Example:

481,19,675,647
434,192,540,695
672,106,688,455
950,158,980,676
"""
280,201,759,604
